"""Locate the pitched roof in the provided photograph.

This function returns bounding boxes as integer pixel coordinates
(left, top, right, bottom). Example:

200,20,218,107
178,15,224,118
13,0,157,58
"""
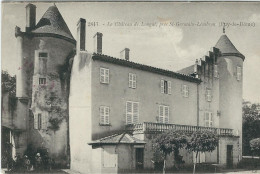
31,5,75,41
92,53,201,84
215,34,245,60
88,133,146,145
177,64,195,75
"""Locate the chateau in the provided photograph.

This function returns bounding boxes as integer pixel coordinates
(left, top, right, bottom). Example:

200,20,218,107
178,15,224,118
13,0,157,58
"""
2,3,244,173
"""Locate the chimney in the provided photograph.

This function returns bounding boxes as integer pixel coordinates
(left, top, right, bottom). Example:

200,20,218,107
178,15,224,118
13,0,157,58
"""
25,3,36,32
120,48,130,61
93,32,103,54
77,18,86,51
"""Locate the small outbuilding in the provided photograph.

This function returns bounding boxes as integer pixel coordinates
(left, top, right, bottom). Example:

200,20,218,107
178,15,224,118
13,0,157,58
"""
88,133,146,173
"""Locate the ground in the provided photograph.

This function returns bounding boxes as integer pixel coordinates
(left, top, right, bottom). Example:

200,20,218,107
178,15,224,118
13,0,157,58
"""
2,169,260,174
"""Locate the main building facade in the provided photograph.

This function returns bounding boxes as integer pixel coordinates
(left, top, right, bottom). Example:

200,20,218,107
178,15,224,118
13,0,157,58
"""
1,3,244,173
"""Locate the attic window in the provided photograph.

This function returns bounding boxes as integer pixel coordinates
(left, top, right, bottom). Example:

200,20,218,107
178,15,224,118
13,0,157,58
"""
39,52,48,58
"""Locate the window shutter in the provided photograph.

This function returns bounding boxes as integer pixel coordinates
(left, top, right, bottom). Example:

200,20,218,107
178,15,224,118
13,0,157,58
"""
132,74,136,88
38,114,42,130
133,102,139,123
210,112,213,127
168,81,171,94
159,105,164,123
105,69,109,83
100,107,105,124
100,68,105,83
34,114,38,129
161,80,164,93
126,102,132,124
128,74,132,87
105,107,109,124
164,106,169,123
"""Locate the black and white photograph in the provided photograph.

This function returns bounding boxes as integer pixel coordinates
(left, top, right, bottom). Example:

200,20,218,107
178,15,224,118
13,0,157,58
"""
1,1,260,173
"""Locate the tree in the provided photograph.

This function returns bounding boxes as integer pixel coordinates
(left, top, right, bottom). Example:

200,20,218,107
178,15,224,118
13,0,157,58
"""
243,101,260,155
152,130,187,174
186,131,218,174
250,138,260,156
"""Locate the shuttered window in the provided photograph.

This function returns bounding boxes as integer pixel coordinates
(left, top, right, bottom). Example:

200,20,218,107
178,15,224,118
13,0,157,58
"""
129,73,137,89
126,101,139,124
237,66,242,81
34,113,47,130
161,80,171,94
100,106,110,125
182,85,189,97
204,112,213,127
39,78,46,85
206,89,212,102
159,105,169,124
100,68,109,84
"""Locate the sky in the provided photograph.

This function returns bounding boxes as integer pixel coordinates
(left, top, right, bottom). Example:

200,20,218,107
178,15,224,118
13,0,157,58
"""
1,2,260,103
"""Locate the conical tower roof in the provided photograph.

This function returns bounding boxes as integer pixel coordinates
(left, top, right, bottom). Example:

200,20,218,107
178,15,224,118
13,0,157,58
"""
32,5,75,42
215,34,245,60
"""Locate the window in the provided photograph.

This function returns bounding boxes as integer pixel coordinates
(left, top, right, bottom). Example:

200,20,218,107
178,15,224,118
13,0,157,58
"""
39,78,46,85
100,68,109,84
161,80,171,94
206,89,212,102
182,85,189,97
237,66,242,81
129,73,137,88
39,52,48,58
126,101,139,124
158,105,169,124
204,112,213,127
38,114,42,130
34,113,47,130
214,65,219,78
100,106,109,125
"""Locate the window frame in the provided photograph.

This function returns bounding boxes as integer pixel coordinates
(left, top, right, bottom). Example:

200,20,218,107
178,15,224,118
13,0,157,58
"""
158,105,169,124
39,78,47,85
100,67,110,84
126,101,139,124
161,80,171,95
206,89,212,102
182,85,189,98
128,73,137,89
236,66,242,81
100,106,110,125
204,111,213,127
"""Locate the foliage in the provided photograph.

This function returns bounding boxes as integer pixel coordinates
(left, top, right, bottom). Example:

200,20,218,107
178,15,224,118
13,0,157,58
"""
250,138,260,156
186,131,218,153
242,101,260,156
48,117,63,133
186,130,218,174
153,130,187,173
1,70,16,97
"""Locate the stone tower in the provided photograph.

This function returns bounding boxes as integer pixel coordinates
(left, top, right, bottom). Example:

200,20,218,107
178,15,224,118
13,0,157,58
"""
15,4,76,165
215,34,245,158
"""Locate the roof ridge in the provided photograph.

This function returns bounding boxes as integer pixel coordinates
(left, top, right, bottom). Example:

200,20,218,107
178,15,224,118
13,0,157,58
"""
93,53,201,83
